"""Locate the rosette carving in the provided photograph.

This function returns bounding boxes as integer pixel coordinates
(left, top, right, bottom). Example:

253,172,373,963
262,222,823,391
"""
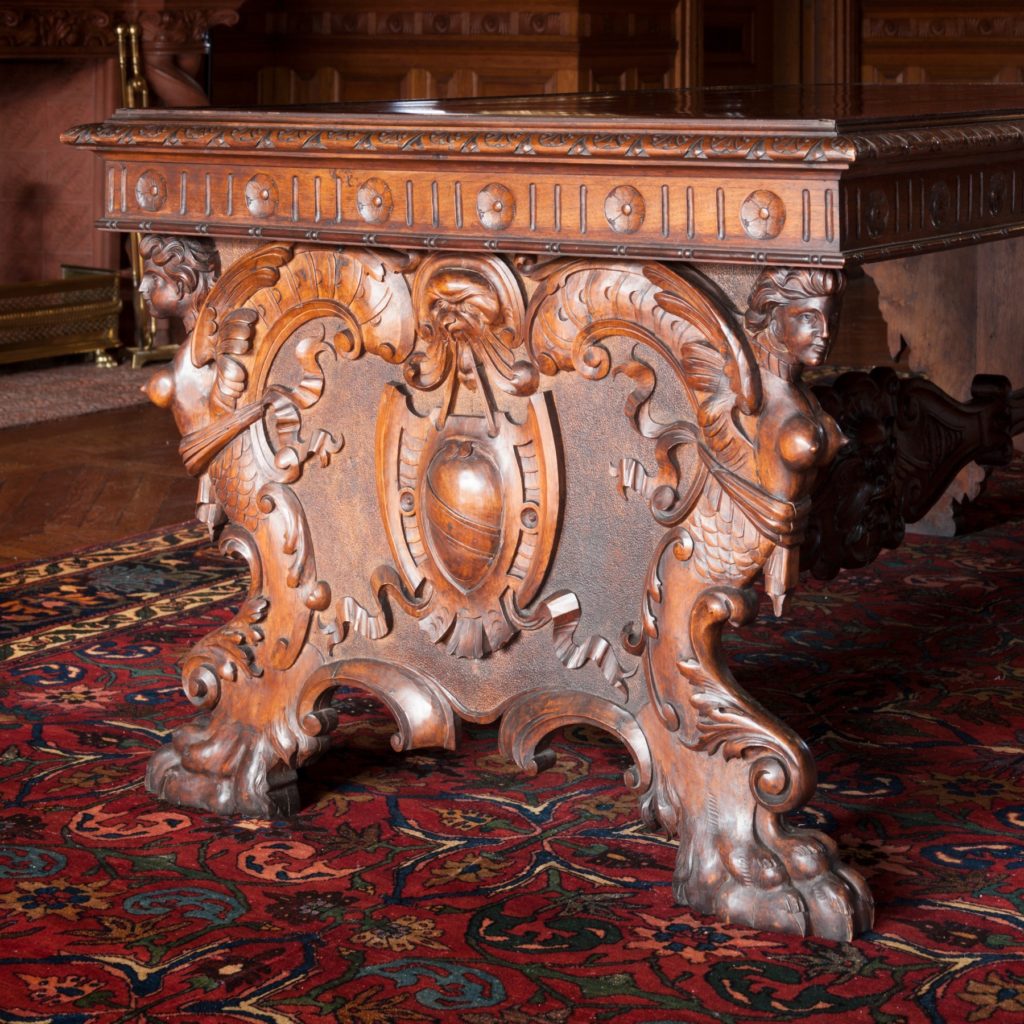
865,188,890,238
740,189,786,240
135,170,167,212
476,183,515,231
988,171,1009,215
604,185,645,234
357,177,394,223
244,175,278,218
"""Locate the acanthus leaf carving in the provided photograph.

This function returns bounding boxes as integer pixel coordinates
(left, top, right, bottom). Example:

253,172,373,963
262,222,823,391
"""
255,481,330,671
406,254,537,434
524,256,870,939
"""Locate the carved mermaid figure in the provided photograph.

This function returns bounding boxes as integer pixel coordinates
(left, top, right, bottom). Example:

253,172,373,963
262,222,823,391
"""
639,265,869,940
526,260,871,939
725,266,847,613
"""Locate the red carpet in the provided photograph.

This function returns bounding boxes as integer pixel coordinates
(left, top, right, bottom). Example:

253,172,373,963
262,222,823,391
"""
0,462,1022,1022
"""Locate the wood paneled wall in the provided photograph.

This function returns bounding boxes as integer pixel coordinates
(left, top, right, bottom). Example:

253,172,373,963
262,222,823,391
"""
210,1,684,107
861,2,1024,84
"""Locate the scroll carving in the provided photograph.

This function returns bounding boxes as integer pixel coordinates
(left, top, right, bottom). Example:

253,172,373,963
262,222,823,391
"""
522,259,872,939
143,239,418,816
142,237,876,939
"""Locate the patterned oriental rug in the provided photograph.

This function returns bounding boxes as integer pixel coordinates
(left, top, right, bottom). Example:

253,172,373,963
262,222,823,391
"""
0,464,1022,1024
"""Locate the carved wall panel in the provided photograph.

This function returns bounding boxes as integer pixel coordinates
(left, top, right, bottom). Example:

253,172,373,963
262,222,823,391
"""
862,1,1024,84
0,60,119,282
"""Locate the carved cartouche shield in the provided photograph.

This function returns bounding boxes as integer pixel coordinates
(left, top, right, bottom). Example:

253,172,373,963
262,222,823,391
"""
377,386,561,659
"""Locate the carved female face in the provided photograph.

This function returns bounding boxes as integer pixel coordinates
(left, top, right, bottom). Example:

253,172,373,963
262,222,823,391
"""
768,295,834,367
139,267,189,321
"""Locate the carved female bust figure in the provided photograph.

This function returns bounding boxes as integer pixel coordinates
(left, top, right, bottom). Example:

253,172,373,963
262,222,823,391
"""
744,268,847,488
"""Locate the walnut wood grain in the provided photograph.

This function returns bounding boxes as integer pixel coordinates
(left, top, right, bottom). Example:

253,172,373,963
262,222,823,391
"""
67,87,1024,944
63,85,1024,268
134,234,872,940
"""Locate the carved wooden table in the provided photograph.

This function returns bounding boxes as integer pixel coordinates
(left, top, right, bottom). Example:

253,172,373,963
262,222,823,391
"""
64,86,1024,942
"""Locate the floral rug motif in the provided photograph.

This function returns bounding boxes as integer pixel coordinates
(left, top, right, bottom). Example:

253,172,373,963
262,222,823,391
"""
0,463,1022,1023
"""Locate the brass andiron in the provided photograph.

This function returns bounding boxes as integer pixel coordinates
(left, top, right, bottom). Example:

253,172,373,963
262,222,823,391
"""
117,24,177,368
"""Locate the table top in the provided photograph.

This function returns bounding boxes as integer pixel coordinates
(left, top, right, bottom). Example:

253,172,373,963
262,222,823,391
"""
63,85,1024,267
266,82,1024,125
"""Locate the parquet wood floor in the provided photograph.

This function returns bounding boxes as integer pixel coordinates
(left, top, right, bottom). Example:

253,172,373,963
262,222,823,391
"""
0,404,196,564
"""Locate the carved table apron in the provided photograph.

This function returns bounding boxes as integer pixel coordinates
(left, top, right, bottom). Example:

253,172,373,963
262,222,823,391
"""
64,86,1024,941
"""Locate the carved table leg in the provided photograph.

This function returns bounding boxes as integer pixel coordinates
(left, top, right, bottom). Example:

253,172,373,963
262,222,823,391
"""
804,368,1024,579
634,544,873,939
519,259,874,938
139,236,417,816
147,633,323,817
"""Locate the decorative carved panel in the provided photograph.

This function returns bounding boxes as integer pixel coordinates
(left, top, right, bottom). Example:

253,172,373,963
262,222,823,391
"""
377,387,561,658
134,231,876,941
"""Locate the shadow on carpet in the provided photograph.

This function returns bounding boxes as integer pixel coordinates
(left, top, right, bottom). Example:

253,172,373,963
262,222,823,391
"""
0,461,1022,1022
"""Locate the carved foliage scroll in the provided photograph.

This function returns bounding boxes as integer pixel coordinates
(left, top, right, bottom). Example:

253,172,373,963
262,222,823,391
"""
143,239,418,815
143,238,873,938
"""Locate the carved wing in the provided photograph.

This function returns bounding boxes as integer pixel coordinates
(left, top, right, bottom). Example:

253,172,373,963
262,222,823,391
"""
525,260,760,480
642,263,761,471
